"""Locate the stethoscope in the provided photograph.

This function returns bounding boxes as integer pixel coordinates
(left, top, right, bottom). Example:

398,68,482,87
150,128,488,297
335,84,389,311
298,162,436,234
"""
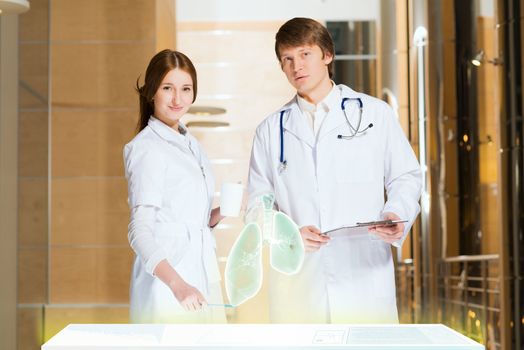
279,97,373,172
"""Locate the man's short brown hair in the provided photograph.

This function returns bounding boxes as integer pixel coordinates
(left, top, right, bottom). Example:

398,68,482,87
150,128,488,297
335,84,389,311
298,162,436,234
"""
275,17,335,78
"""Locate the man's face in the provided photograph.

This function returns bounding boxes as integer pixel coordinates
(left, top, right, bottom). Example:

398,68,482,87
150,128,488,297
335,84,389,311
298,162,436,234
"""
279,44,332,98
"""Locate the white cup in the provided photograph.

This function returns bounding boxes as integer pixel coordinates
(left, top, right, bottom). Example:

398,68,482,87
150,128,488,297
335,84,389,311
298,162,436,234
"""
220,182,244,217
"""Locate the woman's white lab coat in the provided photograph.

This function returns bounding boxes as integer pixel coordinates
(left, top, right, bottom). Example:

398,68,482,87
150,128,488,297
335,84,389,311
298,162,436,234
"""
248,85,422,323
124,117,225,323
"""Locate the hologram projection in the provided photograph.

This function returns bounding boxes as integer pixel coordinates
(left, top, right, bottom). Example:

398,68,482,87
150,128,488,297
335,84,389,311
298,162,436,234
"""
225,194,305,306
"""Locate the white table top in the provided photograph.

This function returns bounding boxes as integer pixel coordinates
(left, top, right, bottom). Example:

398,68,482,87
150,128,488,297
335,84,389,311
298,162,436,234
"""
42,323,484,350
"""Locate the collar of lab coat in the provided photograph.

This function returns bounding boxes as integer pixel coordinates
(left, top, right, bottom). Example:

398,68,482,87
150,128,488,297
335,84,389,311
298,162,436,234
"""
336,84,362,101
147,116,190,148
280,100,316,147
296,83,337,115
281,84,361,146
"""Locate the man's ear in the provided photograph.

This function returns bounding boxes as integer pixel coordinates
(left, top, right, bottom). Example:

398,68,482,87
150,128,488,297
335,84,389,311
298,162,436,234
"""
323,52,333,65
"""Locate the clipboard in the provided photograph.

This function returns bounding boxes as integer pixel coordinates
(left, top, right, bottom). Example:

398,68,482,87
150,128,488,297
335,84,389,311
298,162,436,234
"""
322,219,408,237
355,219,408,227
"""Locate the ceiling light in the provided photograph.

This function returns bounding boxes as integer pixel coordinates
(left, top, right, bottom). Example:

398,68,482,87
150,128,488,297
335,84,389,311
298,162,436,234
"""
186,121,230,128
187,106,226,116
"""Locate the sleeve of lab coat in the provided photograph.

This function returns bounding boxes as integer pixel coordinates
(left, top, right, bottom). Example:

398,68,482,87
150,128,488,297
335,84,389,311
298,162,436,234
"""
381,106,422,246
123,141,167,209
246,123,275,216
128,205,168,275
123,142,169,275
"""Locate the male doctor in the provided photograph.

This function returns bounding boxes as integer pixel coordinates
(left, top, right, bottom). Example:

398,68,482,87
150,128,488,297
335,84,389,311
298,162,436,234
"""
247,17,422,323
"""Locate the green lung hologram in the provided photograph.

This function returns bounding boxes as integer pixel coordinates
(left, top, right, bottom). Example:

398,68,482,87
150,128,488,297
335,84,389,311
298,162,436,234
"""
224,222,263,307
270,211,305,275
224,193,305,306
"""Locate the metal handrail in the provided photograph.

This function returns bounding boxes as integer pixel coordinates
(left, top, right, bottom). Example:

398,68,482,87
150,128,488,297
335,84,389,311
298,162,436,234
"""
437,254,500,349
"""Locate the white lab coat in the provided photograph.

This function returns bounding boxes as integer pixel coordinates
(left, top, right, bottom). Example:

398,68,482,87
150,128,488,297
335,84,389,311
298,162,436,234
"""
124,117,225,323
248,84,422,323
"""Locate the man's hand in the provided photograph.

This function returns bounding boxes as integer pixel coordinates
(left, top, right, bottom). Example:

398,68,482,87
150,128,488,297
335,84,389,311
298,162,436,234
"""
368,212,405,244
300,225,330,252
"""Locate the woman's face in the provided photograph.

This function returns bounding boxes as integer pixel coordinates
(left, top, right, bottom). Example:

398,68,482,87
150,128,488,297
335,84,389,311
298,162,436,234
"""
153,68,194,130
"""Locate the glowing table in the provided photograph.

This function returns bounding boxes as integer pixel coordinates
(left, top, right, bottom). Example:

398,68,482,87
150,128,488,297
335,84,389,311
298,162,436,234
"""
42,324,484,349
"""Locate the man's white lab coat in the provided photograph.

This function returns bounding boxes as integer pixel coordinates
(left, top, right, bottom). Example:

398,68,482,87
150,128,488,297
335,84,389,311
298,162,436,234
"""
248,84,422,323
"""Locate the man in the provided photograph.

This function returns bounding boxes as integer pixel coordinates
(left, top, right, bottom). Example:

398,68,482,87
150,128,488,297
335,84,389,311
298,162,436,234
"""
247,17,422,323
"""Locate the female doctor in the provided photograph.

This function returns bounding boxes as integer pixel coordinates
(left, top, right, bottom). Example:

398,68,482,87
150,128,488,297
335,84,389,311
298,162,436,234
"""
247,18,422,323
124,50,226,323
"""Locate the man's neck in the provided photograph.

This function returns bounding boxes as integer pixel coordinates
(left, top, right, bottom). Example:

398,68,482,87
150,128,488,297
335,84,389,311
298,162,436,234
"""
298,78,334,105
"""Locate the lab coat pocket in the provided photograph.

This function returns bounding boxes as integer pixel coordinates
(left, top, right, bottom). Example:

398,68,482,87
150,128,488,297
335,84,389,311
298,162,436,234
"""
154,222,190,267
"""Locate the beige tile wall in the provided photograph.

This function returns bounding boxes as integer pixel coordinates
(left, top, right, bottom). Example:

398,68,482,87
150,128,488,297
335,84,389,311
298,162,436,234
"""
19,112,48,177
49,247,133,303
19,178,48,247
18,1,163,348
50,0,155,42
51,110,136,177
50,44,152,109
177,21,294,323
19,44,49,109
49,178,129,246
18,247,48,304
18,1,50,349
48,0,156,309
17,307,44,350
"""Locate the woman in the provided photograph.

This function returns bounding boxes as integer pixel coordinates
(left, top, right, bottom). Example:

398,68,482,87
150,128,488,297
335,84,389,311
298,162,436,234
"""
123,49,226,323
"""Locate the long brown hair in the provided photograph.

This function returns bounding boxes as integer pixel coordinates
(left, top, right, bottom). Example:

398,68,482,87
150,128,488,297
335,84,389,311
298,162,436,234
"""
135,50,197,132
275,18,335,78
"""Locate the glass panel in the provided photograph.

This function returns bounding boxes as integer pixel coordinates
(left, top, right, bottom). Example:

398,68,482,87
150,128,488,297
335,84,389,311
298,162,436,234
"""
327,21,376,55
327,21,377,96
332,59,377,96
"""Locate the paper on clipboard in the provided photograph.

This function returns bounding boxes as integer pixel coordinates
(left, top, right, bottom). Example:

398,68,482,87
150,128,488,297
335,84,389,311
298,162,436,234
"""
322,225,369,238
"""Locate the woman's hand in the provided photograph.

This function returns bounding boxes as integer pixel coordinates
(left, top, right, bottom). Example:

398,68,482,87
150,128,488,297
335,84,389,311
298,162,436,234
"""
169,279,207,311
368,212,405,244
154,259,207,311
209,207,224,228
300,225,330,252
